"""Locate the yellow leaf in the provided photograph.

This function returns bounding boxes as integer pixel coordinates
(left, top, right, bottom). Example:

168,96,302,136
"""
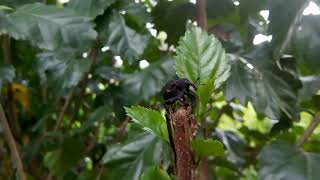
12,83,30,111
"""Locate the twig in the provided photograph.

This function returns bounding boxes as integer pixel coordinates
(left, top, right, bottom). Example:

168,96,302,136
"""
54,87,75,131
115,117,129,142
46,174,53,180
0,103,26,180
297,112,320,147
196,0,208,30
95,167,104,180
2,36,20,140
41,82,48,104
84,126,100,154
69,49,97,124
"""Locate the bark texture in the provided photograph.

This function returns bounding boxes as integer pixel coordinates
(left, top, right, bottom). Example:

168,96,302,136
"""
170,106,197,180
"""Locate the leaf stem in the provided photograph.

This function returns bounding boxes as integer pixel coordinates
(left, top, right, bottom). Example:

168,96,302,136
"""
54,87,75,131
0,103,26,180
297,112,320,147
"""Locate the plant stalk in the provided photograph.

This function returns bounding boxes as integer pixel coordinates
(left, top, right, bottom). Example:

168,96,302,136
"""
2,36,20,140
0,103,26,180
297,112,320,147
170,106,197,180
54,87,75,131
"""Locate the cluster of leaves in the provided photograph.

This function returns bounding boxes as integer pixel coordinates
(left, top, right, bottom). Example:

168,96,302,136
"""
0,0,320,180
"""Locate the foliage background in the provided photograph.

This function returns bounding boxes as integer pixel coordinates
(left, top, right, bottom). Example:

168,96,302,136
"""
0,0,320,179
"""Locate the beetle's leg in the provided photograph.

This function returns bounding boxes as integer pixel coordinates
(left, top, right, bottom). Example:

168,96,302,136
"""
177,90,190,107
165,91,184,105
187,89,198,108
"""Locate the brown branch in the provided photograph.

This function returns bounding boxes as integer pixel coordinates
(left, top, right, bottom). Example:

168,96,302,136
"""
2,36,20,140
115,117,129,142
297,112,320,147
84,126,100,154
0,103,26,180
54,87,75,131
170,106,197,180
2,36,12,65
54,49,97,131
69,50,97,124
197,160,209,180
46,174,53,180
29,160,45,180
95,167,104,180
196,0,208,30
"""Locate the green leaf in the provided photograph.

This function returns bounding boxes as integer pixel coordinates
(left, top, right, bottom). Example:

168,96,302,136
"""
121,57,175,104
68,0,115,18
125,106,168,141
37,51,90,93
223,56,255,105
119,0,152,29
214,130,246,166
258,141,320,180
141,166,171,180
95,66,122,81
101,131,167,180
75,105,112,134
238,0,266,23
77,171,96,180
152,0,195,44
207,0,235,18
224,45,301,120
0,5,13,11
152,0,237,44
299,76,320,101
1,0,41,8
292,15,320,74
100,13,148,64
0,3,97,51
192,138,224,159
208,157,241,174
44,138,85,176
0,65,15,89
174,27,230,88
206,1,250,37
267,0,308,57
